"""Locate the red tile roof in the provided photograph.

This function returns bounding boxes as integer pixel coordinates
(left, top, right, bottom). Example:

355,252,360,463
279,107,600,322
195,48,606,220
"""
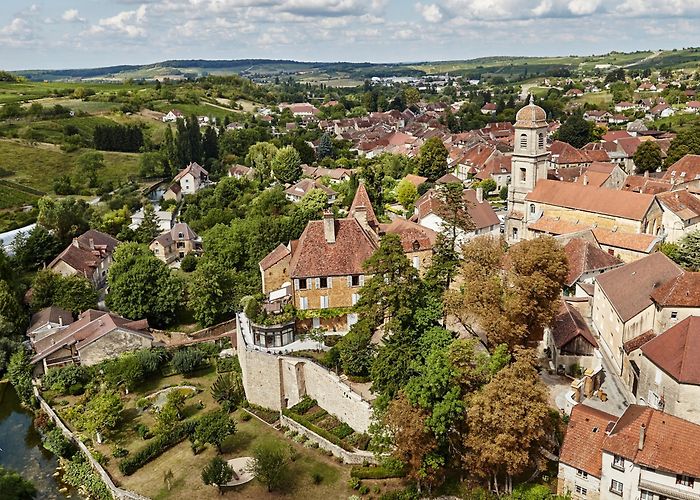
560,404,617,478
551,300,598,349
259,243,290,271
48,230,120,279
604,405,700,477
641,316,700,385
563,238,622,287
656,190,700,221
650,272,700,307
623,330,656,354
526,179,657,221
380,218,437,252
662,155,700,182
415,188,500,230
349,183,379,228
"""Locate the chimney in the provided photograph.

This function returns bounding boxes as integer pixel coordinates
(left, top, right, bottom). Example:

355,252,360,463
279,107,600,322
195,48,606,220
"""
476,187,484,203
644,170,649,178
323,211,335,244
354,205,370,232
583,174,589,186
59,316,63,327
89,238,95,250
72,238,80,248
638,424,646,451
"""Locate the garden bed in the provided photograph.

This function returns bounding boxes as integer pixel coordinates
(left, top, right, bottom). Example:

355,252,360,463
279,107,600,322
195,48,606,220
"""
245,403,280,424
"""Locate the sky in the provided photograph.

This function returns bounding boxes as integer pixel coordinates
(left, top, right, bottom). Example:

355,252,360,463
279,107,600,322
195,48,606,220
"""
1,0,700,70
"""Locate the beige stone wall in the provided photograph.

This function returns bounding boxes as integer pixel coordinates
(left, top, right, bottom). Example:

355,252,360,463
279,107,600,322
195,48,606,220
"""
654,305,700,334
294,275,365,310
262,254,291,294
537,204,642,233
49,260,79,278
591,281,626,373
78,329,153,366
558,463,601,500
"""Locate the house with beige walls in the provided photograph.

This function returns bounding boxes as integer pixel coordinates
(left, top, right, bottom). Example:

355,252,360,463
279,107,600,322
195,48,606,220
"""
47,230,119,289
149,222,202,264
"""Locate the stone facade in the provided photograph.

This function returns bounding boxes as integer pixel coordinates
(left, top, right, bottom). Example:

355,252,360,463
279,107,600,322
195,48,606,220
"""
78,329,153,366
262,253,292,294
558,462,602,500
294,274,365,311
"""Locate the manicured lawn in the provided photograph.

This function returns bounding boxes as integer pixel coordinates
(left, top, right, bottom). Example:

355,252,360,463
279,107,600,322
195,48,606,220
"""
0,139,140,192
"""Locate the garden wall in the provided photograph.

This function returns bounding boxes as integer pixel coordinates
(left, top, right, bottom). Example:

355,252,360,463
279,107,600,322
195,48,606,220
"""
237,315,373,433
280,415,377,465
34,387,150,500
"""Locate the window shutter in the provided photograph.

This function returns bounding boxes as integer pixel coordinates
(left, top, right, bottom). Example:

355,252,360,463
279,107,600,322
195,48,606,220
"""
347,275,352,287
328,277,332,289
315,278,320,289
360,275,365,286
294,279,299,290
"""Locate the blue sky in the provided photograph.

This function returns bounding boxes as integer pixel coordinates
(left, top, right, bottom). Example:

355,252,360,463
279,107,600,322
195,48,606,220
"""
2,1,699,70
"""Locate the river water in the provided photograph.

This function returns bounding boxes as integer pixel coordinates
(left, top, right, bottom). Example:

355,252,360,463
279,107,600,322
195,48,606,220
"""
0,382,72,499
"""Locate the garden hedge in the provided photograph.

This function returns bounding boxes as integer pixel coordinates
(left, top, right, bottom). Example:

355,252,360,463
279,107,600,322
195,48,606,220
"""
350,465,406,480
282,409,354,452
118,420,197,475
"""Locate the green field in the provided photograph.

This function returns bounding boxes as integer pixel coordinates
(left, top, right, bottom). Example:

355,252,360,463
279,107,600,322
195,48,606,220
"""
0,183,39,209
0,81,150,105
0,139,140,191
150,100,236,121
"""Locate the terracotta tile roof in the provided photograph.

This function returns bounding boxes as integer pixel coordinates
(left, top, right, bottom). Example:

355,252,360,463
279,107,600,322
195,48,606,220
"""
584,149,611,162
153,222,199,247
173,161,208,182
259,243,291,271
551,300,598,349
563,238,622,287
435,173,462,184
380,218,437,252
574,170,611,188
550,141,589,165
656,190,700,221
289,218,377,278
604,405,700,477
602,130,632,142
663,155,700,182
616,137,642,157
595,253,683,322
623,330,656,354
403,174,428,188
48,230,119,279
641,316,700,385
28,306,73,334
560,404,616,478
525,179,656,221
650,272,700,307
349,183,379,228
284,178,337,199
476,155,511,180
228,164,253,177
415,188,500,230
622,175,673,194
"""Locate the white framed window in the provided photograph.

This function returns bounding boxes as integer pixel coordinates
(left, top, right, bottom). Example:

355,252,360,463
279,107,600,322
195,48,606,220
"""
352,293,360,306
576,469,588,479
530,203,536,214
320,295,329,309
349,275,361,287
412,256,420,270
612,455,625,471
297,278,308,290
318,277,329,289
671,311,678,320
640,490,654,500
677,475,695,488
610,479,623,496
299,297,308,310
575,485,587,496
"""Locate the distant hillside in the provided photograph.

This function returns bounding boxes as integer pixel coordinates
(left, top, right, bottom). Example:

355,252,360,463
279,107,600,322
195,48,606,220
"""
12,48,700,83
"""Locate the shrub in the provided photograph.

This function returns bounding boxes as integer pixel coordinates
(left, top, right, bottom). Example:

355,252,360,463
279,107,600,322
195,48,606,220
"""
331,423,353,439
312,472,323,485
293,433,307,443
112,447,129,458
289,396,317,415
134,423,152,440
359,485,370,495
33,411,52,432
42,428,76,458
119,420,197,475
91,449,109,466
42,365,91,395
282,410,354,452
240,411,252,422
171,347,208,374
215,356,241,373
373,485,381,494
350,465,406,480
348,477,361,490
180,253,197,272
63,453,111,500
136,398,150,410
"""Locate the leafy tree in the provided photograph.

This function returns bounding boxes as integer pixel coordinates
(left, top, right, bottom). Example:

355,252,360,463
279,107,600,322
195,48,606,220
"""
106,243,184,327
435,183,475,256
202,126,219,162
557,112,593,148
337,319,374,376
171,347,207,374
76,151,105,188
7,348,33,406
194,410,236,452
674,230,700,270
187,115,202,164
0,465,37,500
76,390,123,443
0,280,26,338
175,118,192,167
633,141,662,173
247,441,289,492
180,253,197,272
163,125,177,176
396,178,418,209
211,372,245,411
317,133,333,159
664,124,700,167
417,137,449,181
135,204,161,244
201,456,234,494
0,337,20,377
403,87,421,107
139,151,166,178
37,197,92,244
11,226,62,272
477,178,497,195
245,142,278,182
188,259,240,327
30,270,96,314
463,350,554,494
272,146,302,184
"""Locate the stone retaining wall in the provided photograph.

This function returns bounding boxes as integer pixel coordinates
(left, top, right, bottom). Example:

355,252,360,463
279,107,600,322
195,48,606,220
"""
33,387,150,500
280,414,377,465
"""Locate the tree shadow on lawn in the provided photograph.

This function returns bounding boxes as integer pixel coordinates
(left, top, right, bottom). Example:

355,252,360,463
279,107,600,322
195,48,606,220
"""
222,430,256,454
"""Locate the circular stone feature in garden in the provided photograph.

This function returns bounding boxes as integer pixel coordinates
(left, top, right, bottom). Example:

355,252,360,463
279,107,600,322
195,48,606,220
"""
146,385,197,410
225,457,254,486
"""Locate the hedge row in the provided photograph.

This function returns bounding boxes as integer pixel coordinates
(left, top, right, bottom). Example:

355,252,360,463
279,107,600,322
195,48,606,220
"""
282,410,354,452
350,465,406,480
118,420,197,475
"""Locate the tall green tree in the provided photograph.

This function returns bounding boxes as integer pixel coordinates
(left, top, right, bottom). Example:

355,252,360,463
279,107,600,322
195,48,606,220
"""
557,112,594,148
201,456,233,494
135,204,160,244
664,124,700,167
76,151,104,188
194,410,236,453
417,137,449,181
396,178,418,209
106,243,184,327
271,146,302,184
175,118,191,168
317,133,333,159
76,390,123,443
202,126,219,161
187,115,202,163
188,259,239,327
0,280,27,338
245,142,278,182
0,465,37,500
163,124,177,176
37,197,92,245
247,441,289,493
633,141,663,173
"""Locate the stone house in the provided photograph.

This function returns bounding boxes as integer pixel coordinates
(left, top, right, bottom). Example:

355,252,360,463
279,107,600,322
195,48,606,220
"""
284,178,337,204
30,309,151,375
173,162,209,195
149,222,202,264
27,306,73,344
162,182,182,203
47,230,119,289
559,404,700,500
560,236,623,296
591,253,683,386
546,300,600,375
649,272,700,334
656,190,700,243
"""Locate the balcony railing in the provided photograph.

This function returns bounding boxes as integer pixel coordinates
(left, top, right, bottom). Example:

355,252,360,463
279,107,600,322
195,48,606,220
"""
639,478,700,500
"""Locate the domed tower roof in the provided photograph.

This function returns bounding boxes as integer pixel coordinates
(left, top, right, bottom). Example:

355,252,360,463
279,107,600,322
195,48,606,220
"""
515,96,547,129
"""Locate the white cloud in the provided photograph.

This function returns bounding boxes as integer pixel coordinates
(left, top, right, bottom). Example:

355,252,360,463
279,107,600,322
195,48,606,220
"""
567,0,600,15
92,4,148,37
416,3,443,22
62,9,86,23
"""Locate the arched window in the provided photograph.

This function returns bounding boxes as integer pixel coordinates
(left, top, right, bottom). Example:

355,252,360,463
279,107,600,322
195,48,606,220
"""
520,133,527,149
538,133,544,149
530,204,536,214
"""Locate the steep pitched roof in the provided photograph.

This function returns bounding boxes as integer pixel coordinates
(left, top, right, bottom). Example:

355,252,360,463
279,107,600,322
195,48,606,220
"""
551,300,598,349
289,218,378,278
563,238,622,287
173,161,208,182
380,218,437,252
525,179,656,221
656,190,700,221
284,178,337,199
349,183,378,228
48,230,120,279
259,243,291,271
641,316,700,385
559,404,616,478
403,174,428,188
152,222,199,248
604,405,700,477
662,155,700,182
28,306,73,334
414,188,500,231
595,253,683,322
650,273,700,307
